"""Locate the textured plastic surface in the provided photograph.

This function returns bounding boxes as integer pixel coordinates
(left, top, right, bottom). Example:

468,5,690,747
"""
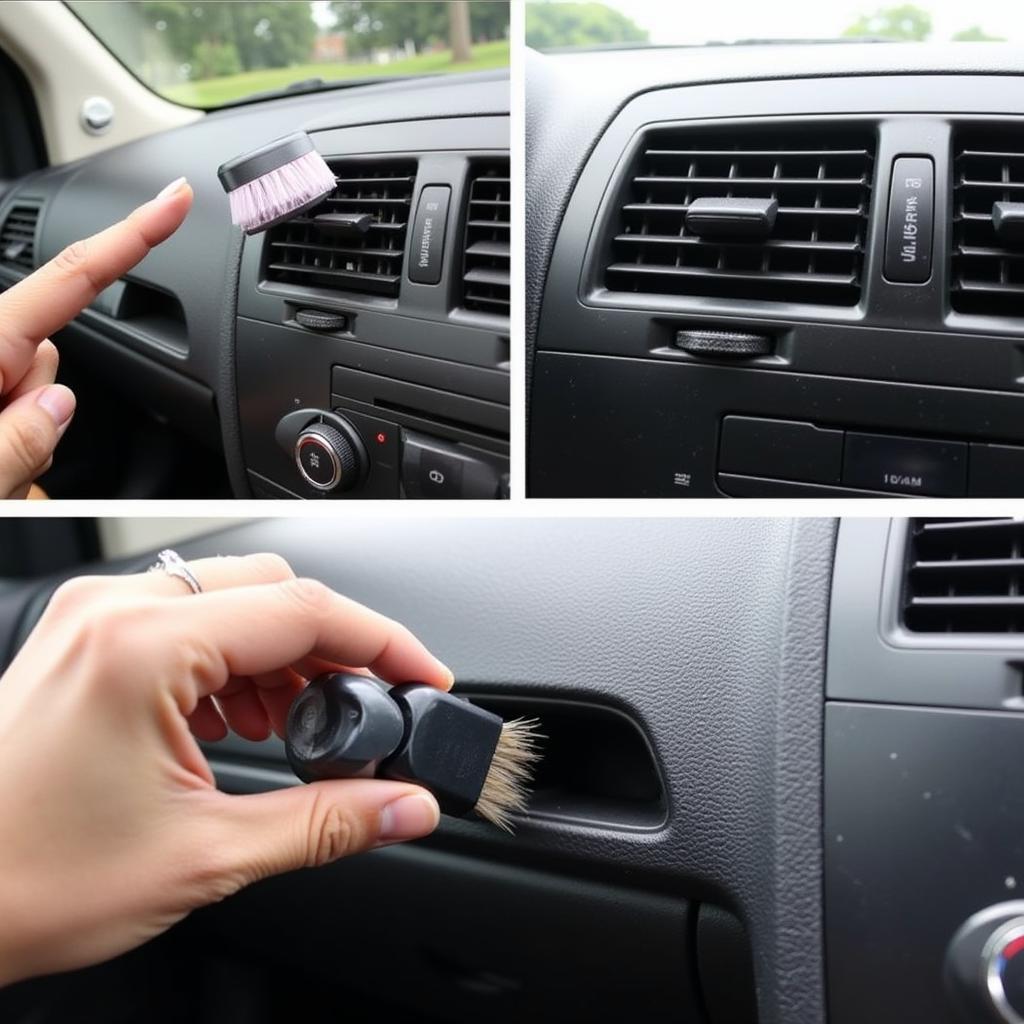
0,516,836,1024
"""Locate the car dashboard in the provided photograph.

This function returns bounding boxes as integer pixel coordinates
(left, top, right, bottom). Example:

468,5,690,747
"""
526,44,1024,498
0,70,510,499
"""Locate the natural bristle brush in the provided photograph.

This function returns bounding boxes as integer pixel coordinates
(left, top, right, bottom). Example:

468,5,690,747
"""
217,130,337,234
285,675,543,833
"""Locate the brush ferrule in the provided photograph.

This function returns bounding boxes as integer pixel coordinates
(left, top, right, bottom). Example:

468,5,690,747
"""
383,684,504,817
217,130,317,192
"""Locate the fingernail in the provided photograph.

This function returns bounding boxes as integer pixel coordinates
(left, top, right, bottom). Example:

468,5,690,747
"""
36,385,75,427
156,176,188,200
441,666,455,690
379,793,439,843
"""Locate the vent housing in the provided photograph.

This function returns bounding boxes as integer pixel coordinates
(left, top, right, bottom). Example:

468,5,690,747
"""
0,202,40,271
604,125,875,306
462,161,510,316
903,518,1024,633
952,130,1024,317
264,160,416,298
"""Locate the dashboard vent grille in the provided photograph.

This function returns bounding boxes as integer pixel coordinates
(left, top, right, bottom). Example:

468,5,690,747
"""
265,160,416,298
903,518,1024,633
604,126,875,306
0,202,40,271
462,162,510,316
952,131,1024,316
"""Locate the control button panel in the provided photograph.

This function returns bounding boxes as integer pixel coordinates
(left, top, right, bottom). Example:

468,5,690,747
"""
884,156,935,284
969,443,1024,498
401,431,504,499
842,432,966,497
714,415,1024,496
720,416,842,484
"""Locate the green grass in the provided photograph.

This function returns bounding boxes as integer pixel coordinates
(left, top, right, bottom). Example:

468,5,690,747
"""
162,39,509,108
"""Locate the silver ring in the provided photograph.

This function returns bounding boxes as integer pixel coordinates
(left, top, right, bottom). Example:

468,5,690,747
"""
148,549,202,594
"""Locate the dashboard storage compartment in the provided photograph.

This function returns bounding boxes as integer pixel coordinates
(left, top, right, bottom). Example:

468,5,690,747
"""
467,695,667,830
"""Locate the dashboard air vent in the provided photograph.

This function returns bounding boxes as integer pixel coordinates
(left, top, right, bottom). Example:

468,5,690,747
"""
462,162,510,316
903,518,1024,633
265,160,416,298
0,202,40,271
604,126,875,306
952,131,1024,316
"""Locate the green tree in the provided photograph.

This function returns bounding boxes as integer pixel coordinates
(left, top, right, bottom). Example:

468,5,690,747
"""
525,2,648,50
842,4,932,41
330,2,508,56
125,1,317,76
952,25,1005,41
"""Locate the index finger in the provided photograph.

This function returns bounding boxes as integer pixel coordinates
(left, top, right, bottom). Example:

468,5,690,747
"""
0,178,193,394
166,578,453,705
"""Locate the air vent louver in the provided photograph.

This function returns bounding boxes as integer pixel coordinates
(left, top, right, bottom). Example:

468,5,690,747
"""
462,162,510,316
0,202,40,271
265,160,416,298
903,518,1024,633
952,131,1024,316
604,126,875,306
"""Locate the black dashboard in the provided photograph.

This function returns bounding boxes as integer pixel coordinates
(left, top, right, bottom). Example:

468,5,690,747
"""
526,44,1024,498
3,516,1024,1024
0,70,510,499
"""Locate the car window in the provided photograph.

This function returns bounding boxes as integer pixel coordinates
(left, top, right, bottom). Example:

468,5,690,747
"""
66,1,510,109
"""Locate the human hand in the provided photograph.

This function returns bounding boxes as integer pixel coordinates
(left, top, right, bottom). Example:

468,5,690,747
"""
0,178,193,498
0,553,450,985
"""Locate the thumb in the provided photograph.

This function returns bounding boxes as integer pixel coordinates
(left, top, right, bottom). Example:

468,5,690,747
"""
0,384,75,499
211,779,440,886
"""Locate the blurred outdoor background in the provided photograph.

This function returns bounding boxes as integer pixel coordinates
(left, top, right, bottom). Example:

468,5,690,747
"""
525,1,1022,50
68,1,509,108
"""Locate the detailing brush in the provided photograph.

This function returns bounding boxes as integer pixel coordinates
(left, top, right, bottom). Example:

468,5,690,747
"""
216,130,336,234
285,675,542,832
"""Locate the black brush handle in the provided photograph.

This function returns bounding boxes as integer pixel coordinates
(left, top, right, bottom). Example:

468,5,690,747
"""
285,675,503,818
285,674,404,783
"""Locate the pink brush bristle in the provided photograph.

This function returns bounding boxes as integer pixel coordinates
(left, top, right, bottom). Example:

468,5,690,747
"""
225,147,336,234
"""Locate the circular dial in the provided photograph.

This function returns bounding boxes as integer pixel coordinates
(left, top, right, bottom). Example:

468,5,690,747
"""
294,421,363,493
986,921,1024,1022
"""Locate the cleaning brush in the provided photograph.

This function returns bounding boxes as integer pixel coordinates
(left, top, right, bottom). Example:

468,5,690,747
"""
217,130,337,234
285,674,542,832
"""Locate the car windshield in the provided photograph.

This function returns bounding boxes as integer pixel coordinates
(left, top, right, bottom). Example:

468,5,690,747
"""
525,0,1023,50
66,1,510,109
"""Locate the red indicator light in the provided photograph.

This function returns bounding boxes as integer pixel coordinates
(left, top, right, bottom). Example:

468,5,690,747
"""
376,432,387,444
1004,936,1024,960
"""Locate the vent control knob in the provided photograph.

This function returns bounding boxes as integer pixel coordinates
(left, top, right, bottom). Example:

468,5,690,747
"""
947,903,1024,1022
295,420,366,493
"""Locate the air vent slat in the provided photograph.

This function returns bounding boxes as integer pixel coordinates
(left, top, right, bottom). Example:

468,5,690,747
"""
0,202,40,271
613,234,862,254
903,518,1024,633
461,160,510,317
604,125,875,307
951,129,1024,317
264,159,416,299
622,203,865,218
606,263,857,288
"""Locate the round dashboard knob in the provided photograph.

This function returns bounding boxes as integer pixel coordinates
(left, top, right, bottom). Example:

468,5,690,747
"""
294,421,363,492
985,921,1024,1022
947,903,1024,1022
